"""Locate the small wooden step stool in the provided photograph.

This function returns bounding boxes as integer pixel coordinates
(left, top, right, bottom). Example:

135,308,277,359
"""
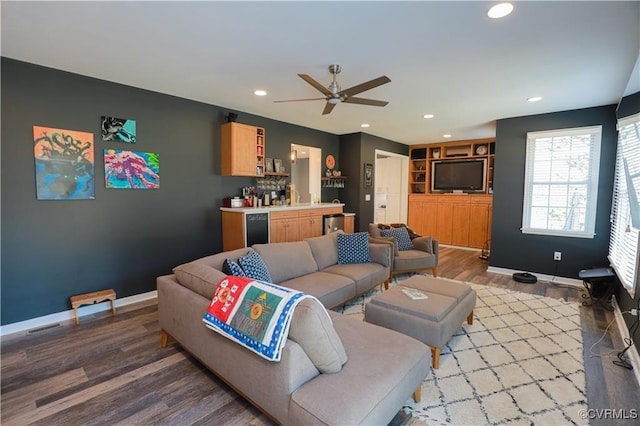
70,289,116,324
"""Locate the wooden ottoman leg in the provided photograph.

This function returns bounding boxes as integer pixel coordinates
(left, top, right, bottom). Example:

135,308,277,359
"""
384,279,389,290
413,385,422,402
160,329,169,348
467,310,474,325
431,267,438,277
431,346,440,369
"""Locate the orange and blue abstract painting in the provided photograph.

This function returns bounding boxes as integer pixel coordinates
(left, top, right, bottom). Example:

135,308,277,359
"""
104,149,159,189
101,116,136,143
33,126,95,200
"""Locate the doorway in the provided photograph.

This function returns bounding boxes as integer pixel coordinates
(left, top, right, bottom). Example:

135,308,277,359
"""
374,150,409,225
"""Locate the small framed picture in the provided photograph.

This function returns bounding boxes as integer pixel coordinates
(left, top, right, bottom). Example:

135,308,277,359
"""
273,158,283,173
265,158,274,173
364,163,373,188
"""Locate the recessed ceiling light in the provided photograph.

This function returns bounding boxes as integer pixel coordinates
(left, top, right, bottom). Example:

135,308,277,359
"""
361,123,370,128
254,90,267,96
488,2,514,19
423,114,435,119
527,96,543,102
443,134,452,138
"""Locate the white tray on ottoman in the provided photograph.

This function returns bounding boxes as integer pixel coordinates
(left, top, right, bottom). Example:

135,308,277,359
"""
364,275,476,368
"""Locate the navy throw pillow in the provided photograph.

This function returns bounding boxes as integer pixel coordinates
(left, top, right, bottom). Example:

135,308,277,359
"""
381,226,414,251
237,249,273,282
337,232,372,264
222,258,245,276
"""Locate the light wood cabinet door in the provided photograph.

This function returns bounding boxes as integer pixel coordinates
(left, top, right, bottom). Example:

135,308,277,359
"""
270,211,300,242
221,122,260,176
451,202,470,246
344,215,355,233
469,201,492,248
435,201,454,244
298,211,323,239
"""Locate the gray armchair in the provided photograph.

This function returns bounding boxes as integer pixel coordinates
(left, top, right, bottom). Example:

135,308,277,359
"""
368,224,439,288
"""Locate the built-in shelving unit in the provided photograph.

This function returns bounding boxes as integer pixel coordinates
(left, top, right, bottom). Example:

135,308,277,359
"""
409,138,495,195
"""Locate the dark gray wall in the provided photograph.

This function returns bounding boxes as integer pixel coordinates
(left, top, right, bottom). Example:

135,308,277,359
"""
1,58,339,325
338,132,408,231
491,105,618,279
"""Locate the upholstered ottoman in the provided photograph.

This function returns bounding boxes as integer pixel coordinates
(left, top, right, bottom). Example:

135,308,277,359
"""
364,275,476,368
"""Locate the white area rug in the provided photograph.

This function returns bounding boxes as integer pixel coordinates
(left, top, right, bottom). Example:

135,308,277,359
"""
333,275,588,425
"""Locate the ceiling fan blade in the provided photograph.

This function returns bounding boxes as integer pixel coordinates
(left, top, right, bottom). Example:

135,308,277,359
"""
298,74,332,96
341,76,391,97
343,97,388,107
274,97,327,103
322,102,337,115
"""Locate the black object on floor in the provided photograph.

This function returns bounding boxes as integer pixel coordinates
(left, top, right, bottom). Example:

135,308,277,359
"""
579,267,616,311
513,272,537,284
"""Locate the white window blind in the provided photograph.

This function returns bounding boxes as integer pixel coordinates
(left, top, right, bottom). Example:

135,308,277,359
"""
522,126,602,238
609,113,640,296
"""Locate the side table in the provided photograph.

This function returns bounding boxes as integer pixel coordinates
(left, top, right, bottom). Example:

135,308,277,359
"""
578,267,616,311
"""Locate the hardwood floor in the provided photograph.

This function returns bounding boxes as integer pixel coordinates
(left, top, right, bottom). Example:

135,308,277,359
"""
2,247,639,425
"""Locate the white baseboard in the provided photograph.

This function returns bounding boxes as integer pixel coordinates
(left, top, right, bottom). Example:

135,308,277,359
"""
0,290,158,337
612,295,640,388
487,266,583,287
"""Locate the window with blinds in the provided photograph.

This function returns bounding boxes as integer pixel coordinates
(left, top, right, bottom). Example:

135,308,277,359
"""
609,113,640,297
522,126,602,238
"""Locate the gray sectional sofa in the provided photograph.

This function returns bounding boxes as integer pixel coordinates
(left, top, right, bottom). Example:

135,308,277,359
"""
157,231,431,425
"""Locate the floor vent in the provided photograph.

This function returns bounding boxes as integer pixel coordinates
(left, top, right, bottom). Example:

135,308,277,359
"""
28,324,61,334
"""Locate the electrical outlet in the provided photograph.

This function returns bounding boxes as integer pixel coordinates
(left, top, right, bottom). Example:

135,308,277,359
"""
554,251,562,261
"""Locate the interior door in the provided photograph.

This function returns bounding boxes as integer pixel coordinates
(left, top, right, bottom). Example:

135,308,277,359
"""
376,156,403,223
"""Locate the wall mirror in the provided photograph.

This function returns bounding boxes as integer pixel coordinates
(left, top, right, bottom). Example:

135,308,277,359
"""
291,144,321,204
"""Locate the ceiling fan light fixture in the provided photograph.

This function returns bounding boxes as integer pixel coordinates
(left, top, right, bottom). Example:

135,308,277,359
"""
328,97,341,105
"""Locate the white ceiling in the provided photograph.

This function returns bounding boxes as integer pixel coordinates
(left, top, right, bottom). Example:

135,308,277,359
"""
2,1,639,145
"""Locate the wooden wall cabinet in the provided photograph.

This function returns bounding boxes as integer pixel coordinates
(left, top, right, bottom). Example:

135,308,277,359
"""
408,194,492,249
221,122,265,177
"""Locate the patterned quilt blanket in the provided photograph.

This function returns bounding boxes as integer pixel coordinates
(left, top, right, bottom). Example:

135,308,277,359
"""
202,275,311,361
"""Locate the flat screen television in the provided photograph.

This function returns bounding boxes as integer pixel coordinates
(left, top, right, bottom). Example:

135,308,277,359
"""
431,159,486,193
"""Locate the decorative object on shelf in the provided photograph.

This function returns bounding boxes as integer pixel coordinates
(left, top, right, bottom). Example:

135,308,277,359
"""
325,154,336,169
104,149,160,189
326,169,333,177
364,163,373,188
33,125,96,200
332,170,341,176
101,116,137,144
226,112,238,122
433,150,440,159
475,145,488,155
273,158,283,173
265,157,274,173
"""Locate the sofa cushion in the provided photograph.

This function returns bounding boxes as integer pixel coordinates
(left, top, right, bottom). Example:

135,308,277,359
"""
337,232,371,264
222,258,245,276
304,232,339,270
172,262,227,299
381,226,414,251
237,249,272,282
288,298,348,374
280,272,356,309
253,242,318,283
